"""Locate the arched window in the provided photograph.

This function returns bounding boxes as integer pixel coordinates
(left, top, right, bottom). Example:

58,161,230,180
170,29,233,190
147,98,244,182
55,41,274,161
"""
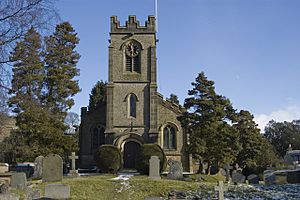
92,126,105,151
163,125,176,149
124,41,141,73
129,94,137,118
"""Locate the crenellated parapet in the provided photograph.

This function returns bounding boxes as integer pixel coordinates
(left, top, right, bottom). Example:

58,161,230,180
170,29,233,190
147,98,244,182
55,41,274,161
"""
110,15,155,34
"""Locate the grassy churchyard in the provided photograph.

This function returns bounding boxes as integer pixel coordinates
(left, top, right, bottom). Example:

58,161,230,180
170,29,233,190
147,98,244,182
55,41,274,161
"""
11,174,222,200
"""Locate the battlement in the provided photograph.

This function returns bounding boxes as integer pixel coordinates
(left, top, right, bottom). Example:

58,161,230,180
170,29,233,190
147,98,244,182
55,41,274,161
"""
110,15,155,34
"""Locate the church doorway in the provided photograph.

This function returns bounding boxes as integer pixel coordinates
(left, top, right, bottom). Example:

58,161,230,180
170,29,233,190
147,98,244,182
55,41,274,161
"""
123,141,141,169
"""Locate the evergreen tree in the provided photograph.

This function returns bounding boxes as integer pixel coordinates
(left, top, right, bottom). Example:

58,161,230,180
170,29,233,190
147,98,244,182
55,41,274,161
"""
44,22,80,115
233,110,264,170
180,72,240,172
9,28,44,111
88,80,107,111
168,93,180,105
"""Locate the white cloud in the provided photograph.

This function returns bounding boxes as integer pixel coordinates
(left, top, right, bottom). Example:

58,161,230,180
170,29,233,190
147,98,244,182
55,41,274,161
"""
254,103,300,132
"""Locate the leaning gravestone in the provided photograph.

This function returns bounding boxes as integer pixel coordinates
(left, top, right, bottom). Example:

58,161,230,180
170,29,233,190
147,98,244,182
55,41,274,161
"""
11,172,26,189
167,160,183,180
263,170,276,185
33,156,44,179
232,171,245,184
247,174,259,184
149,156,161,180
45,184,70,199
42,154,63,182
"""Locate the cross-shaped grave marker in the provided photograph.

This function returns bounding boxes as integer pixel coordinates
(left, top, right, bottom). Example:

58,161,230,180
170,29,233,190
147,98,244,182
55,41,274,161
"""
223,164,233,183
68,152,78,176
214,180,227,200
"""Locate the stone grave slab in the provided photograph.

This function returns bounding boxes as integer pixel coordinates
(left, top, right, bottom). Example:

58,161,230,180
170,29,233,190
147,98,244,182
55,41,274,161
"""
45,184,70,199
247,174,259,184
214,181,227,200
33,156,44,179
232,171,245,184
0,193,20,200
42,154,63,182
149,156,161,180
25,187,41,200
167,160,183,180
11,172,26,189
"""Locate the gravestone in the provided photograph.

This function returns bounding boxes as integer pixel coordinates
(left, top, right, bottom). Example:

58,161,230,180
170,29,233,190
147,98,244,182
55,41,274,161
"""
33,156,44,179
0,193,20,200
223,164,233,182
0,163,9,173
263,170,276,185
45,184,70,199
42,154,63,182
202,162,208,174
11,172,26,189
235,163,242,173
68,152,79,176
247,174,259,184
232,171,245,184
214,181,227,200
287,169,300,183
167,160,183,180
0,182,9,194
149,156,161,180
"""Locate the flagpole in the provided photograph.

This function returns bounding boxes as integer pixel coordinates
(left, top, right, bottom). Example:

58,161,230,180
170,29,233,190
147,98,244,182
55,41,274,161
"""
155,0,158,33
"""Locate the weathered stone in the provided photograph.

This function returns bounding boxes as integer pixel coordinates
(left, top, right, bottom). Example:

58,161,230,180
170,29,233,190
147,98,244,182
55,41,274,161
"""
287,169,300,183
44,184,70,199
11,172,26,189
0,173,12,185
0,193,19,200
274,171,288,184
25,187,41,200
0,163,9,173
167,160,183,180
247,174,259,184
263,170,276,185
214,181,227,200
42,154,63,182
232,171,245,184
149,156,160,180
168,190,186,199
33,156,44,179
144,197,162,200
0,182,9,194
68,152,79,176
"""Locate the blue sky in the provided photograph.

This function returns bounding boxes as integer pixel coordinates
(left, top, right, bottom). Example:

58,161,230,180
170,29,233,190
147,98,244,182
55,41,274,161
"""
56,0,300,130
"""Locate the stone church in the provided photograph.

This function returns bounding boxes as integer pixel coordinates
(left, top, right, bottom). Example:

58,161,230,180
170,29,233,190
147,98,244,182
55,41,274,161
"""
79,16,191,172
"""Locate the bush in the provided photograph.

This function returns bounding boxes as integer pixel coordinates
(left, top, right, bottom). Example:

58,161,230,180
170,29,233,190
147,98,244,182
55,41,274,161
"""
94,145,122,173
136,144,167,174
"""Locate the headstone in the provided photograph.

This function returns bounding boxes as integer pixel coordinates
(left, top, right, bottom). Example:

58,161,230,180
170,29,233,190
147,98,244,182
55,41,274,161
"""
0,182,9,194
263,170,276,185
11,172,26,189
149,156,161,180
0,163,9,173
214,181,227,200
167,160,183,180
44,184,70,199
235,163,242,173
0,193,19,200
33,156,44,179
202,162,208,174
223,164,233,182
68,152,79,176
232,171,245,184
42,154,63,182
287,169,300,183
247,174,259,184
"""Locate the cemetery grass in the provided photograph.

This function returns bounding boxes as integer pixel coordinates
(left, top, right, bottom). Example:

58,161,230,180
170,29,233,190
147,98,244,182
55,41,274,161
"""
12,174,223,200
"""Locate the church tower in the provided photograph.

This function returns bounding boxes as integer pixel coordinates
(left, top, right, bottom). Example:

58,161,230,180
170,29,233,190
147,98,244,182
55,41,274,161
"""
105,16,158,144
79,16,191,171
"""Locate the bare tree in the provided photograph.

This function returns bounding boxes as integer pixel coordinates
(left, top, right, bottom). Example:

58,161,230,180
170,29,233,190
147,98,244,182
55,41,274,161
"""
0,0,59,112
